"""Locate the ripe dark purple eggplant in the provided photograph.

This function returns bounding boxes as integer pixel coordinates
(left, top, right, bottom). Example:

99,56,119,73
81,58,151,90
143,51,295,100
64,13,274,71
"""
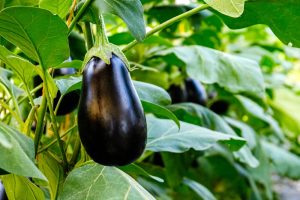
52,68,80,115
168,84,188,104
78,55,147,166
185,78,207,106
210,100,230,115
168,78,207,105
33,68,80,116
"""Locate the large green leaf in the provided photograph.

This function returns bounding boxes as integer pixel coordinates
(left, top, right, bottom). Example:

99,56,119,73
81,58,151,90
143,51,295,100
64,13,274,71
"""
55,76,81,96
158,46,265,98
1,174,44,200
142,100,180,128
0,122,46,180
0,6,69,68
0,67,23,98
39,0,73,18
225,117,257,149
38,152,64,200
236,95,284,140
168,103,259,168
0,45,36,86
59,163,155,200
146,115,246,153
183,177,216,200
92,0,146,41
134,81,171,106
262,141,300,179
247,142,273,199
118,164,163,183
3,0,39,7
218,0,300,48
204,0,245,17
270,88,300,137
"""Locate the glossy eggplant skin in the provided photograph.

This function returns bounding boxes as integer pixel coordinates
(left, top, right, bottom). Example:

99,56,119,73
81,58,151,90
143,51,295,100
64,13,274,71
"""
168,84,188,104
33,68,80,116
168,78,207,105
184,78,207,106
78,55,147,166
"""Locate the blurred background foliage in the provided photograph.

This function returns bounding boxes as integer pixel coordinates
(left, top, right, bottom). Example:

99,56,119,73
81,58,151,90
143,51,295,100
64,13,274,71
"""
1,0,300,199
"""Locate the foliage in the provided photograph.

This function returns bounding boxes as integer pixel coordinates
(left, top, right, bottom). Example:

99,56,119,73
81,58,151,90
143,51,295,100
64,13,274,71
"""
1,0,300,199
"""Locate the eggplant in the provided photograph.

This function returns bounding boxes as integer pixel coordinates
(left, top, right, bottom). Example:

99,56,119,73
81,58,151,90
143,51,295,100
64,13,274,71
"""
184,78,207,106
52,68,80,115
0,182,7,200
210,100,229,115
168,84,188,104
33,67,80,116
168,78,207,105
78,55,147,166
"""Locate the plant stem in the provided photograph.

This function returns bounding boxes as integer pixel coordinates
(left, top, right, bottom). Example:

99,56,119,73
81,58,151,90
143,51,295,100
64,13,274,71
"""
24,85,35,107
24,105,37,136
0,99,23,125
122,4,209,52
18,84,42,105
68,0,94,35
54,95,64,115
69,133,81,168
95,15,109,46
34,95,47,155
83,22,94,49
10,88,22,120
42,71,68,170
67,0,77,26
37,124,77,154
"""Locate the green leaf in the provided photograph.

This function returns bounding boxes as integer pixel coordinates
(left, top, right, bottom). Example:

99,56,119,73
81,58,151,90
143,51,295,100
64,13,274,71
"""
168,103,259,168
161,152,186,188
146,115,246,153
270,88,300,137
262,141,300,179
39,0,73,18
204,0,245,17
59,163,155,200
158,46,265,98
0,45,37,86
218,1,300,48
0,67,23,98
0,6,69,68
3,0,39,7
94,0,146,41
142,100,180,128
55,76,81,95
0,122,46,180
54,60,83,70
38,152,64,200
133,81,171,106
225,117,257,149
247,141,273,199
236,95,284,140
183,177,216,200
118,164,164,183
1,174,44,200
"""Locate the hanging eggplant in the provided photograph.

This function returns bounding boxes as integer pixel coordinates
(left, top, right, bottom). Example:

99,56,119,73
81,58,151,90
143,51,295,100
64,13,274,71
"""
78,54,147,166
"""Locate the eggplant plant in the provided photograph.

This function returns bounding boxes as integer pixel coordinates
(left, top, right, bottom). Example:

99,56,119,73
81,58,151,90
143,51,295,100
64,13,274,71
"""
0,0,300,200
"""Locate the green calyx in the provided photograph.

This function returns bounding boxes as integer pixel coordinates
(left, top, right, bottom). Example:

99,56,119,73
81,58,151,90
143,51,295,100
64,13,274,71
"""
82,15,130,71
